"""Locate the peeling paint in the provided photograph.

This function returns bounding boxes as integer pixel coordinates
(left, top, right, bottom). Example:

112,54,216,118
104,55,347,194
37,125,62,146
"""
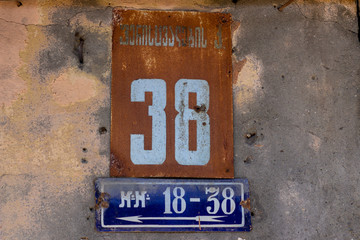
0,0,359,239
69,10,112,33
309,132,321,152
232,21,241,47
0,3,110,237
0,1,41,25
279,181,305,208
51,68,100,106
0,20,27,108
233,54,263,114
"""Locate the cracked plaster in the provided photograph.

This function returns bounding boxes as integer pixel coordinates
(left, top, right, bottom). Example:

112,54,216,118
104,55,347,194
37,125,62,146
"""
0,0,359,240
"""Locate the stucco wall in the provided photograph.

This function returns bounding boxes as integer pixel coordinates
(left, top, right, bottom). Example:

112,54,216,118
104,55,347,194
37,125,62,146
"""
0,0,359,239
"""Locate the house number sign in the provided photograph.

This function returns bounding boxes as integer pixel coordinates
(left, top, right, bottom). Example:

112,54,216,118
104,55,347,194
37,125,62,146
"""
110,9,234,178
96,9,251,233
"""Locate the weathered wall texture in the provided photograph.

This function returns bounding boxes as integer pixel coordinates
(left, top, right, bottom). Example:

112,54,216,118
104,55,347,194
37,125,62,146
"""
0,0,359,239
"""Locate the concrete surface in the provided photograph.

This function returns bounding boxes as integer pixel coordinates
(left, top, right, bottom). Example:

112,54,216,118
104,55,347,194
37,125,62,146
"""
0,0,359,239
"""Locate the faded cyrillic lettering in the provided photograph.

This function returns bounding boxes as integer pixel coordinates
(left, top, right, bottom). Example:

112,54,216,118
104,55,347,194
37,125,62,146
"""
129,24,135,46
169,26,175,47
119,24,207,49
162,26,168,47
188,28,194,47
155,25,162,47
136,25,142,45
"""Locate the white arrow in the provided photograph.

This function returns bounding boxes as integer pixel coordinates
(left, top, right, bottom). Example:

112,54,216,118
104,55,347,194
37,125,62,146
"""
116,215,226,223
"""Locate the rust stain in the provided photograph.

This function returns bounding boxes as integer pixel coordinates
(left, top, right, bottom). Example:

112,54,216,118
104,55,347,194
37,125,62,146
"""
110,9,233,178
278,0,297,11
232,58,247,85
240,199,251,210
110,152,124,176
231,20,240,34
95,192,110,210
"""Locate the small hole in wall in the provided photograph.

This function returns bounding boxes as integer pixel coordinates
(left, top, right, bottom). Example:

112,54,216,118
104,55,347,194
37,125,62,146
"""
82,148,87,153
17,1,22,7
244,156,252,164
99,127,107,134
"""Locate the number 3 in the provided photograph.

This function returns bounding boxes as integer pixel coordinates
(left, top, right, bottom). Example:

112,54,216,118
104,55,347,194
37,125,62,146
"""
130,79,167,165
130,79,210,165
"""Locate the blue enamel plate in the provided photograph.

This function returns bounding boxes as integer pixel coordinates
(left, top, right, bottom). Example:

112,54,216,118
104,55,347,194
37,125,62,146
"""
95,178,251,232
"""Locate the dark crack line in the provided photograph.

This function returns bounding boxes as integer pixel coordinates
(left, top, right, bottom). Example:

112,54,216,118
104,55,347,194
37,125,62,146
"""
0,6,113,28
66,6,113,27
0,173,32,180
0,17,34,26
356,0,360,42
0,17,62,28
295,3,359,37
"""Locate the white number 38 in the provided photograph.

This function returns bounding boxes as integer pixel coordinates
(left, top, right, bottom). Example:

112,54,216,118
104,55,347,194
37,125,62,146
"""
130,79,210,166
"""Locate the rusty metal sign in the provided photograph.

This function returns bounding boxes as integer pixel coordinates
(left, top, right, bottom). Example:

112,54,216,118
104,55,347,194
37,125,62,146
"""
111,9,233,178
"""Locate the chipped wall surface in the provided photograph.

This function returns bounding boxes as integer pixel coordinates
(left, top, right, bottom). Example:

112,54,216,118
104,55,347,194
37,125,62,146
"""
0,0,359,239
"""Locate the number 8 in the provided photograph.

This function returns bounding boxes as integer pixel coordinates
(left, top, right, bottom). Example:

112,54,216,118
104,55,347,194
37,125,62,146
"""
130,79,210,165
